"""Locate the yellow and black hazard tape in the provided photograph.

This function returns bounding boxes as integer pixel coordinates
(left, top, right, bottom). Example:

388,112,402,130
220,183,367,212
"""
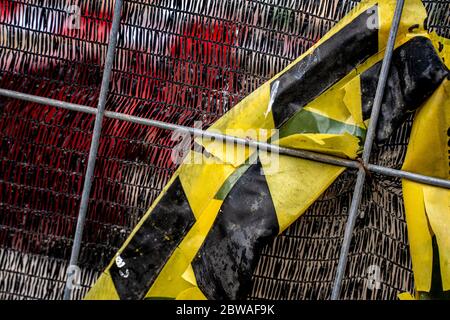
86,0,450,300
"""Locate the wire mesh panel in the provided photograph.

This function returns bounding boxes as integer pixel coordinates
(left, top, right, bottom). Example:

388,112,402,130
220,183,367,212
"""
424,0,450,38
0,0,448,300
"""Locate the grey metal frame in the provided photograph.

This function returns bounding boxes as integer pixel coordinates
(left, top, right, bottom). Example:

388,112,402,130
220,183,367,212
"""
0,0,446,300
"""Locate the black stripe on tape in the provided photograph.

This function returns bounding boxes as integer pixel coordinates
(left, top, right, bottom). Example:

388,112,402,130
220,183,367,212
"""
110,177,195,300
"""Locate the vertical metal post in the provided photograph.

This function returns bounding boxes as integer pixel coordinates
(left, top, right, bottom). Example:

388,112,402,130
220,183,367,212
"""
330,0,405,300
63,0,124,300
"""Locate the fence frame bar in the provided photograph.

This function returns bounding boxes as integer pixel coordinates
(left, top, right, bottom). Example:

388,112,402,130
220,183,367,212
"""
61,0,124,300
330,0,406,300
1,88,449,190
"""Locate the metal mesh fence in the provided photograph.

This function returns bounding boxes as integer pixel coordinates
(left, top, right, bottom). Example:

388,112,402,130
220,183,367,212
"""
0,0,448,300
250,119,415,299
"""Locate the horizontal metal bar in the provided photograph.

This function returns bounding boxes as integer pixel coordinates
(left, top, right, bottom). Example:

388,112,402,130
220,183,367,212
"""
368,164,450,188
106,110,359,169
0,88,97,115
1,87,449,190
